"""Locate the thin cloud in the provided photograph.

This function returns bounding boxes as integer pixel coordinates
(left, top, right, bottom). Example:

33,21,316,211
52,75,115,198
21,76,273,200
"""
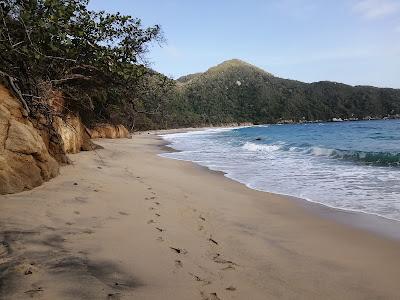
353,0,400,19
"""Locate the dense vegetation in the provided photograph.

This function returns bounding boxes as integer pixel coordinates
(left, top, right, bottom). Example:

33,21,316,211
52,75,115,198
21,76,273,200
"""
174,59,400,125
1,1,399,131
0,0,168,130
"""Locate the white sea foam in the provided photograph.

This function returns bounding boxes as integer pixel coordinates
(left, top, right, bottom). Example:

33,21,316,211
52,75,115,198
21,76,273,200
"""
161,127,232,139
160,126,247,141
159,123,400,222
242,142,281,152
309,146,336,156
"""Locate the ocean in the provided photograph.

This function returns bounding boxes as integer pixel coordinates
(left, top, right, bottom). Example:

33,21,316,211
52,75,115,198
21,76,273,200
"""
160,120,400,222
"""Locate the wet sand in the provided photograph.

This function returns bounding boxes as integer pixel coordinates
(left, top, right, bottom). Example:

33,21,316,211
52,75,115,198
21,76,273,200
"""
1,134,400,299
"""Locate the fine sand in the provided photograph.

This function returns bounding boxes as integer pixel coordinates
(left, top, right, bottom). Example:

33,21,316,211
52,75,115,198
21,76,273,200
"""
1,134,400,299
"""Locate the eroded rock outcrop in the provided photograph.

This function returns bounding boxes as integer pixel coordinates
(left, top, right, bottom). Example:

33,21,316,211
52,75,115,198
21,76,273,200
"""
0,83,129,194
54,115,101,154
89,124,129,139
0,85,59,194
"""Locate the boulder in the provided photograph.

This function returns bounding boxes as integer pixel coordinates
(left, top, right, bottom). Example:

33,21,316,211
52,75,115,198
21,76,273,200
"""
5,119,47,155
0,85,59,194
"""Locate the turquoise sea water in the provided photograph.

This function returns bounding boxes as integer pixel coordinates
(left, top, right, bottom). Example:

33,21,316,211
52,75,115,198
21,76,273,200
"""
161,120,400,221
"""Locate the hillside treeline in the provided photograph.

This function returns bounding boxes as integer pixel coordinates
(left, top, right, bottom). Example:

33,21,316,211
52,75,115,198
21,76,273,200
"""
173,59,400,126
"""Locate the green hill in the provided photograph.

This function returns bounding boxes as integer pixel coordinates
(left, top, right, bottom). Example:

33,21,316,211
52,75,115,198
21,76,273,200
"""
169,59,400,126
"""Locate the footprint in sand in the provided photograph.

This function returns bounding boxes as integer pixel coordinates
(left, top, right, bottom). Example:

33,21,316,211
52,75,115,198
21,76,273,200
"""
212,253,238,268
226,286,236,291
107,292,121,299
170,247,187,254
118,211,129,216
221,265,236,271
174,260,183,268
24,269,33,275
208,236,218,245
200,292,221,300
147,219,155,224
24,287,44,297
209,292,222,300
190,273,211,285
156,236,164,242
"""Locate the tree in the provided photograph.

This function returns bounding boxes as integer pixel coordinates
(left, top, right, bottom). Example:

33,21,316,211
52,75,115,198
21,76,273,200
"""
0,0,163,126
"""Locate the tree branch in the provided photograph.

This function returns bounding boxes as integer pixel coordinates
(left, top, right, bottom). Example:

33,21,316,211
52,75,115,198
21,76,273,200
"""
0,70,30,115
50,74,92,85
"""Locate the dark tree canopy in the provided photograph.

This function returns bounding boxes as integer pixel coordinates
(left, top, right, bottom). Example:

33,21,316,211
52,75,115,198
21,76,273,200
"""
0,0,164,126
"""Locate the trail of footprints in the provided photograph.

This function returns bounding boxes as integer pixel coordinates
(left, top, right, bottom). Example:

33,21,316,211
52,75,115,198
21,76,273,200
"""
139,180,238,300
69,170,237,299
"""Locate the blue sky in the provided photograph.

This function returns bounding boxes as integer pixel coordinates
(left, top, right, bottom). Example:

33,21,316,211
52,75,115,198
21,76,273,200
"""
89,0,400,88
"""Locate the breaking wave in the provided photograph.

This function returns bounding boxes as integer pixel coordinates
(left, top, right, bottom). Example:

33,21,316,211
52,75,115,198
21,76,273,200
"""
243,142,400,166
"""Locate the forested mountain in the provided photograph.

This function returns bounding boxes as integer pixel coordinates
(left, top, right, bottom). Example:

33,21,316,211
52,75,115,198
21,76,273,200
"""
169,59,400,126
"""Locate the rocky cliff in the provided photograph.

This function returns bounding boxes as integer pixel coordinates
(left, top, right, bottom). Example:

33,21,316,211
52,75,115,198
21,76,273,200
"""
0,85,59,193
0,84,129,194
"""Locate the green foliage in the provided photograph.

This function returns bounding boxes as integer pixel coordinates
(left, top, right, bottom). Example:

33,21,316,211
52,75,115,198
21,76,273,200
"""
0,0,162,126
173,59,400,126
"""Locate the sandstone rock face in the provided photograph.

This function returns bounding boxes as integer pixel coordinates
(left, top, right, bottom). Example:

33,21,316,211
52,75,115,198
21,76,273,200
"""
54,115,100,154
0,83,128,194
0,85,59,194
90,124,129,139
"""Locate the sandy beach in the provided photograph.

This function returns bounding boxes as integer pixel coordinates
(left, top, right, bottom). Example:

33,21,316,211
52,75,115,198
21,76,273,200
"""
1,133,400,300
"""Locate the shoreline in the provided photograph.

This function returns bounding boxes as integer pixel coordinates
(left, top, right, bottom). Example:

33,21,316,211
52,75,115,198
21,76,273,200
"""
1,134,400,299
163,148,400,241
158,126,400,241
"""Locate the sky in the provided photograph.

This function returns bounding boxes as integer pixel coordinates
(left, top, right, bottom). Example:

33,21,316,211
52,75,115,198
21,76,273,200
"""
89,0,400,88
